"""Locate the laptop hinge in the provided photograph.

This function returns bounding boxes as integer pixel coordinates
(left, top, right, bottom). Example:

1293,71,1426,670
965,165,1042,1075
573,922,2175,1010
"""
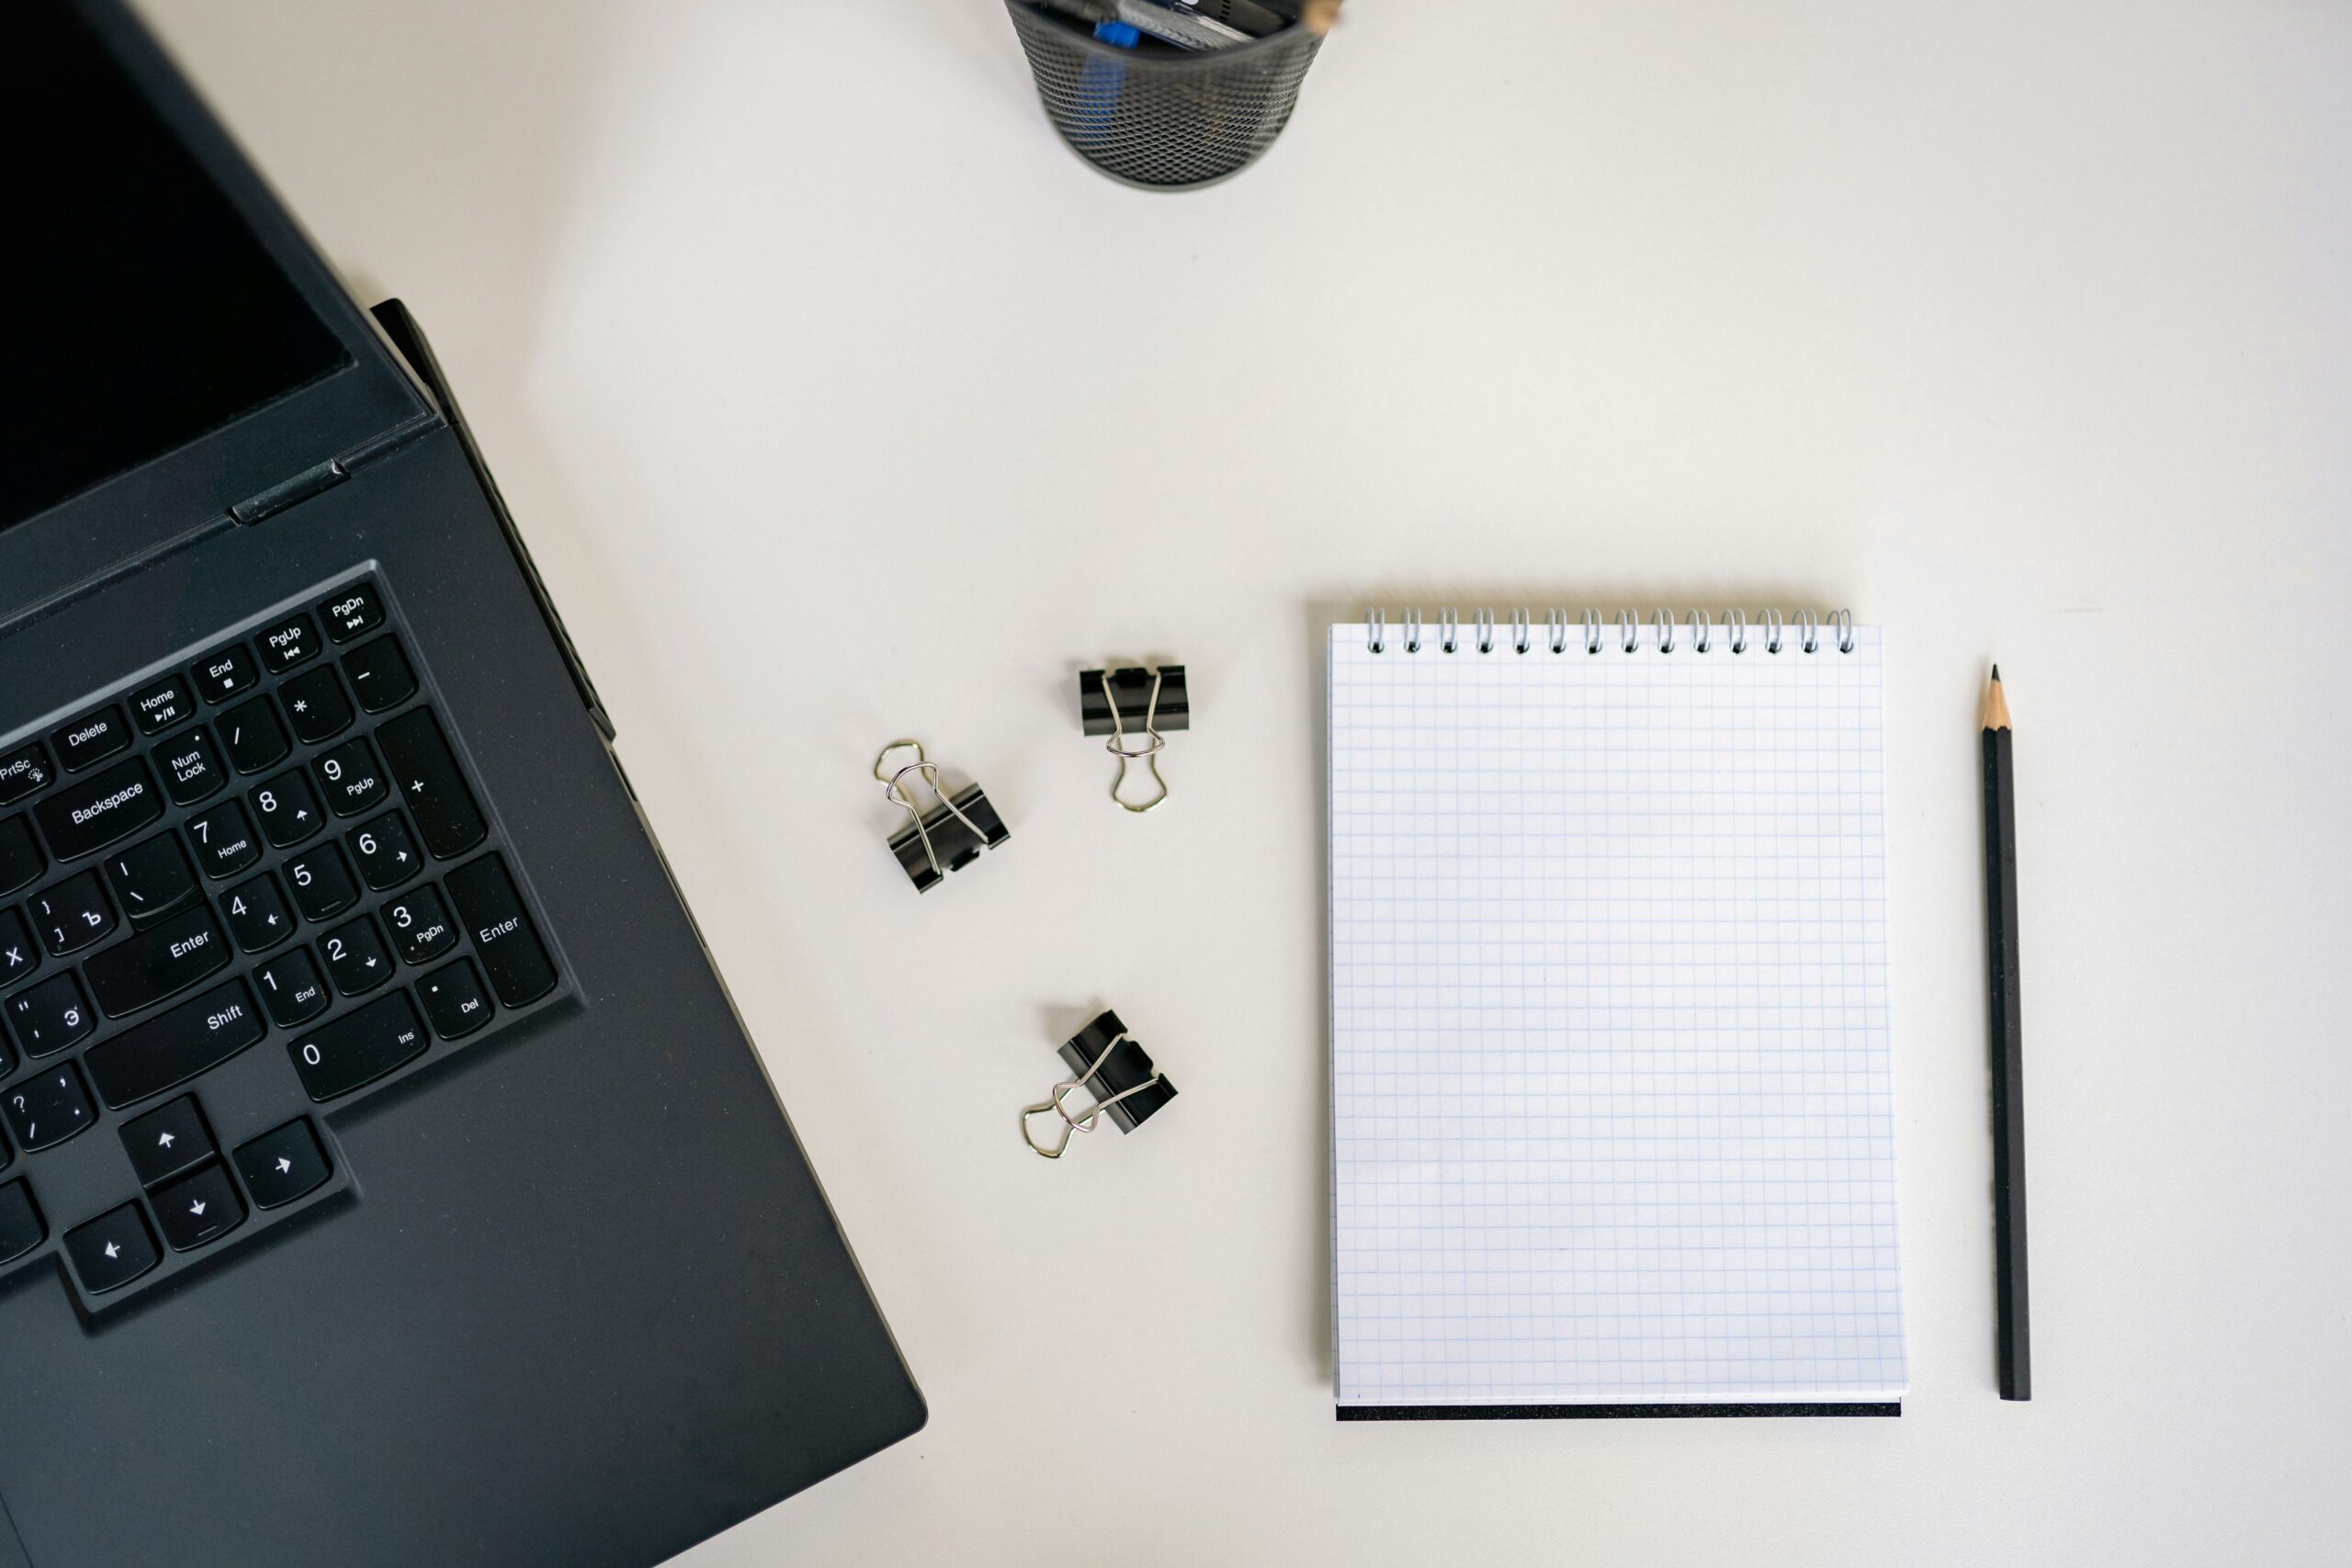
228,410,439,526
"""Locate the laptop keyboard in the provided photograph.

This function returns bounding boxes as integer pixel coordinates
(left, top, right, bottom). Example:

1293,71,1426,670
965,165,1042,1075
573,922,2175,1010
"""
0,574,562,1306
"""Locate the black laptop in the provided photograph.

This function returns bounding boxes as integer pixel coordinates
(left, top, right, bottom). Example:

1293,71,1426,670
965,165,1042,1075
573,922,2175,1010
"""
0,5,924,1563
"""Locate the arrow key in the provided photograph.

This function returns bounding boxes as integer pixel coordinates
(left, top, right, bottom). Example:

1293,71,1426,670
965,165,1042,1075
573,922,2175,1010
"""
234,1118,331,1209
121,1096,217,1189
64,1202,159,1294
320,914,393,997
153,1163,243,1251
349,810,421,892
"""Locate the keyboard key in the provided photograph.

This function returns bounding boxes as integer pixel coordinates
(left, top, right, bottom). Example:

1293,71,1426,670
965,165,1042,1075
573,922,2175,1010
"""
105,834,199,929
444,855,556,1006
279,664,354,745
256,613,322,673
235,1119,331,1209
344,635,416,713
349,811,421,891
0,744,53,807
122,1096,216,1188
376,709,486,858
289,989,427,1100
254,948,330,1028
313,738,386,818
0,1180,44,1265
186,801,261,880
85,907,230,1019
190,644,261,705
5,1062,95,1150
285,845,358,923
221,873,294,953
418,958,494,1040
219,695,291,775
51,705,130,772
129,675,197,736
252,769,323,849
156,725,226,807
321,916,393,997
33,756,164,861
64,1201,158,1293
6,973,93,1058
383,885,458,965
319,581,385,643
153,1163,243,1251
0,910,37,988
85,981,266,1110
0,815,41,896
28,870,114,956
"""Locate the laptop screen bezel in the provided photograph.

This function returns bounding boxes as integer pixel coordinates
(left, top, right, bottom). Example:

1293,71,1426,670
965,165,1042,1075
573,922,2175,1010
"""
0,0,436,628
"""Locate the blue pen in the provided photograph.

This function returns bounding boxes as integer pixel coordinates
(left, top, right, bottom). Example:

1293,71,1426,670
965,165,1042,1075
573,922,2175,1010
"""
1076,19,1139,150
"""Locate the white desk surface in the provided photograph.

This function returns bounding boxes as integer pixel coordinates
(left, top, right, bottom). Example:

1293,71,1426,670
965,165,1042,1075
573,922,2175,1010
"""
137,2,2352,1562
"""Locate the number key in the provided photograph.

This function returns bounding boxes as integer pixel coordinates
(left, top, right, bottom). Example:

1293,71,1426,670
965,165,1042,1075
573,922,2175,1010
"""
185,802,261,880
284,845,358,924
348,811,420,892
220,873,294,953
320,915,393,997
254,948,330,1029
383,885,458,965
252,768,323,849
314,738,386,818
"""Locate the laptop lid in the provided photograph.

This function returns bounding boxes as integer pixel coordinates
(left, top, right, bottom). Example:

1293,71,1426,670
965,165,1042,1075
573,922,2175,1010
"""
0,0,434,628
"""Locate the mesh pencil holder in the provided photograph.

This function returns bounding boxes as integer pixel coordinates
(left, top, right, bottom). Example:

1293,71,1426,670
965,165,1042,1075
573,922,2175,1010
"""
1005,3,1325,189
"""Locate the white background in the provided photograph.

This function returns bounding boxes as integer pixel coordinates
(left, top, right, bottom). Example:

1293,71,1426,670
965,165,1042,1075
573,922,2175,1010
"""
136,3,2351,1562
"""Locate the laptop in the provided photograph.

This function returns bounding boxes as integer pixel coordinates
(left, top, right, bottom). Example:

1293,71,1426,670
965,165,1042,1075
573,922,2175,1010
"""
0,5,925,1563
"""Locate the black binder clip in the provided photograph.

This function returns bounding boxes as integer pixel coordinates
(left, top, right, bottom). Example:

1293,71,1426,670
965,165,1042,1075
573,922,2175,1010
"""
1021,1010,1178,1159
875,739,1009,893
1080,664,1188,813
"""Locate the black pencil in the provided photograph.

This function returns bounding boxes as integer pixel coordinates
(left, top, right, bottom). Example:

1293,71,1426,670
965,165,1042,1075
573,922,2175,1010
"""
1982,667,2030,1400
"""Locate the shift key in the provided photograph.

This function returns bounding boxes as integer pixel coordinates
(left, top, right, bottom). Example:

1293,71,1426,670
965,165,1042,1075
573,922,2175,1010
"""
84,906,230,1019
33,757,164,860
85,980,266,1110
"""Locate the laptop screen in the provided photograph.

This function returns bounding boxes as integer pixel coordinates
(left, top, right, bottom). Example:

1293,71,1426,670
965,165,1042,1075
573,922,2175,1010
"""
0,5,352,531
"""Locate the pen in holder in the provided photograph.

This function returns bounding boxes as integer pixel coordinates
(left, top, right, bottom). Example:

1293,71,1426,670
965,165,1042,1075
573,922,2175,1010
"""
1005,0,1333,189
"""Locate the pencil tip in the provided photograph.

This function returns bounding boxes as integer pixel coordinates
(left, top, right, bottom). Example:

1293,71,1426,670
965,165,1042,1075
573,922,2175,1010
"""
1991,664,2001,682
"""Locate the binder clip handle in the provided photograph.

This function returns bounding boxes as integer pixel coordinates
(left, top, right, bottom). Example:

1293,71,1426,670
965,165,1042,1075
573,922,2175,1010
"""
1100,669,1169,814
1021,1031,1167,1160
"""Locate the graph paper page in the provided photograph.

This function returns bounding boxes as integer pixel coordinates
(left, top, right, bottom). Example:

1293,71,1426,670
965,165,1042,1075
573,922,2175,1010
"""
1329,620,1905,1406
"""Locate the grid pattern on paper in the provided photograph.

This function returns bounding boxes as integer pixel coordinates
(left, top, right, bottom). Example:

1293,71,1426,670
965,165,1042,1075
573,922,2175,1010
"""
1329,620,1905,1406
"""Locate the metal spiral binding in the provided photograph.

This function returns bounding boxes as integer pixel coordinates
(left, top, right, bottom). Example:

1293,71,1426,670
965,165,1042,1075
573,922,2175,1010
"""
1365,607,1859,654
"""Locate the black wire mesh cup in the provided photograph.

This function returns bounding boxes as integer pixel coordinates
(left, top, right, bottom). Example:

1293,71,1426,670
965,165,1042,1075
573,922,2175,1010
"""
1005,3,1324,189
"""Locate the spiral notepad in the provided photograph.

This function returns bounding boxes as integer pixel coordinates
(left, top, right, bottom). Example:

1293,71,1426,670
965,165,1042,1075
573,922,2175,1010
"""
1329,610,1907,1417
